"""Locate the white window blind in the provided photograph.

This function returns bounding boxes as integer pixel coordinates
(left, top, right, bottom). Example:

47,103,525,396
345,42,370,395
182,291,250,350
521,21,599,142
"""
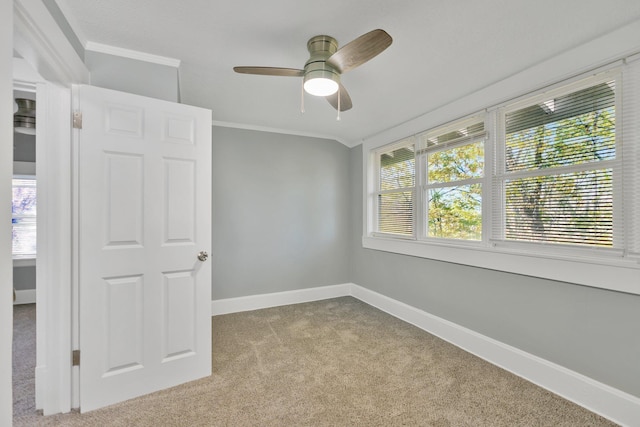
12,177,37,257
499,78,618,247
376,140,415,236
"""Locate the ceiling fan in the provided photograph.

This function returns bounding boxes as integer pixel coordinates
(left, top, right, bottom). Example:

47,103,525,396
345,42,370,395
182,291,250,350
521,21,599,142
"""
233,29,392,112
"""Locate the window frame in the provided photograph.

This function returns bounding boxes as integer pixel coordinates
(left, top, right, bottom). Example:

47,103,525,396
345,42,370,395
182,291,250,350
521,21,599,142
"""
492,71,622,251
363,65,640,296
417,117,487,244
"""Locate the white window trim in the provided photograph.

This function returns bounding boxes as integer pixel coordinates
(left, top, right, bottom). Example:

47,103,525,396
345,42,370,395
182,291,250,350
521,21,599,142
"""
362,234,639,294
363,64,640,296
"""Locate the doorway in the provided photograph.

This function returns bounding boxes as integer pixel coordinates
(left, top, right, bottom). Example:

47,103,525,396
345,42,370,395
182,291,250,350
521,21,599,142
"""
12,85,38,419
10,0,87,418
11,61,75,417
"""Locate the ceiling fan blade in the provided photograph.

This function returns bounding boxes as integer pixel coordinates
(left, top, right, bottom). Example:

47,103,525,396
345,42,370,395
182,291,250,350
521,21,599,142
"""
233,67,304,77
327,29,392,73
326,83,353,112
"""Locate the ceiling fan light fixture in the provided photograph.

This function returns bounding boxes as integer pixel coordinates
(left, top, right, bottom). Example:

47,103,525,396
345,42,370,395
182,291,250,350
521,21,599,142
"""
303,69,339,97
234,29,392,112
14,98,36,135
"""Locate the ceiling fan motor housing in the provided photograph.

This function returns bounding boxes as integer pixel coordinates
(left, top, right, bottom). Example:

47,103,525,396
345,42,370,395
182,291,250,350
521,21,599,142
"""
304,35,340,90
14,98,36,134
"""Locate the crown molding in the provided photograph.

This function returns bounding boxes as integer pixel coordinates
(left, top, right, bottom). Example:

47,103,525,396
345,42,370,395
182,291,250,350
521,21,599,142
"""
85,41,180,68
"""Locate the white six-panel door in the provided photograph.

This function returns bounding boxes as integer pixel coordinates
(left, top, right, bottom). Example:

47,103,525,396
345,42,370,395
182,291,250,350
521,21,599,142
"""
76,85,211,412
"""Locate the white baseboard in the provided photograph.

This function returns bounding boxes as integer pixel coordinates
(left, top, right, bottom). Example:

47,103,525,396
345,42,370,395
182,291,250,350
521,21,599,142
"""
13,288,36,305
211,283,351,315
211,283,640,426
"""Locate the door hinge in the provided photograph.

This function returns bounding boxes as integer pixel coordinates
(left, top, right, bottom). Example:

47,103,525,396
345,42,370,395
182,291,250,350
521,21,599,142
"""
73,111,83,129
72,349,80,366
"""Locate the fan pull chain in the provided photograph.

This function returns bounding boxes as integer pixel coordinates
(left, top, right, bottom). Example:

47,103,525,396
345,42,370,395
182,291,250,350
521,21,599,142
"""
336,86,341,121
300,80,305,113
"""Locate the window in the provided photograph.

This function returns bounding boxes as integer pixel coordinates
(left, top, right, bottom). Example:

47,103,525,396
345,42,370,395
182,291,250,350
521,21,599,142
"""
373,119,486,242
498,80,617,247
12,177,37,258
365,62,640,294
421,120,485,241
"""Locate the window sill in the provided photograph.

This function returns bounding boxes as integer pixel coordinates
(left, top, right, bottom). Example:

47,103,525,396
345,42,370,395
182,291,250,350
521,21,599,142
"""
13,257,36,267
362,235,640,296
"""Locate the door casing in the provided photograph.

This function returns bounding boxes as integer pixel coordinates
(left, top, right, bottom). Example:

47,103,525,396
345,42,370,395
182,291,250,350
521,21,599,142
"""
13,0,90,415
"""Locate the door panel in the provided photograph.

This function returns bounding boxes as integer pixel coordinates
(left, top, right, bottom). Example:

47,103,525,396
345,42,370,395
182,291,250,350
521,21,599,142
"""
162,270,196,360
103,275,144,375
76,85,211,412
104,153,144,247
163,158,196,243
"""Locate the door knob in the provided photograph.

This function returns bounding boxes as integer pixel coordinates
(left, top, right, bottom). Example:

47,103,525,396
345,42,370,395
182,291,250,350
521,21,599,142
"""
197,251,208,262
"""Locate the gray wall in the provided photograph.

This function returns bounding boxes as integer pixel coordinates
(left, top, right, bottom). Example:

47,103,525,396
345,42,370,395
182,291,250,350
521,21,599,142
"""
13,266,35,291
211,126,350,300
348,144,640,399
13,132,35,163
85,51,179,102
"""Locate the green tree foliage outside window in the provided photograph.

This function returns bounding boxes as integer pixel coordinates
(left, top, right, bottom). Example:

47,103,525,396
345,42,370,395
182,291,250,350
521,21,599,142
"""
504,81,615,247
426,140,484,240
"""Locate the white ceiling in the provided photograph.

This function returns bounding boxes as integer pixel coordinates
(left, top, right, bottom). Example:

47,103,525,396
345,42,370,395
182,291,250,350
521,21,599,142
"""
56,0,640,146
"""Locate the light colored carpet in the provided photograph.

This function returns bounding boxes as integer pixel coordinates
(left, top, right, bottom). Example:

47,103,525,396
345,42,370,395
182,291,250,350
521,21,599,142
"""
13,303,37,419
13,297,617,426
